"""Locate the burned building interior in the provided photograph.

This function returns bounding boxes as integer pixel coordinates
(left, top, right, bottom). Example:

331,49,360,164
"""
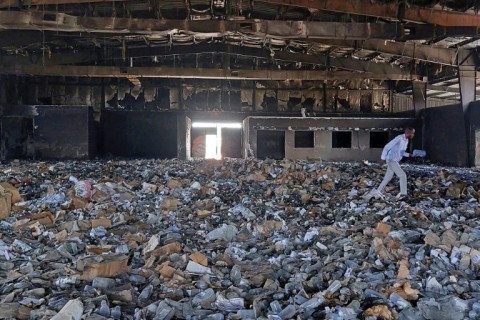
0,0,479,165
1,1,480,320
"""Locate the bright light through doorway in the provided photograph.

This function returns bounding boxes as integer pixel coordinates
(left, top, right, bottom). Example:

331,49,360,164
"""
192,122,242,159
205,135,217,159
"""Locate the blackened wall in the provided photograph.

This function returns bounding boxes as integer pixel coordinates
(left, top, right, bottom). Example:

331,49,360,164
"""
465,101,480,167
33,106,93,159
101,111,178,158
422,104,468,167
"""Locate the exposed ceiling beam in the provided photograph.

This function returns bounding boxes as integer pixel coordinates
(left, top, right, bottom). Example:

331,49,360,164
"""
0,43,413,76
0,64,418,80
258,0,480,27
427,84,480,95
0,11,403,40
312,39,463,66
118,43,412,77
0,0,126,7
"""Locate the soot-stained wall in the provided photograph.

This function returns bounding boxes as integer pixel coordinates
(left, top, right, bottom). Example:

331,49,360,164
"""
465,101,480,167
33,106,94,159
101,111,178,158
422,104,469,167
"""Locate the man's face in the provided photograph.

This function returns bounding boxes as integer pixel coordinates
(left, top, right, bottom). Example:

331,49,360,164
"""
405,129,415,139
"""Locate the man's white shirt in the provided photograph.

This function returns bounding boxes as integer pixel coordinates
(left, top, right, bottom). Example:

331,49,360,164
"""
381,134,409,162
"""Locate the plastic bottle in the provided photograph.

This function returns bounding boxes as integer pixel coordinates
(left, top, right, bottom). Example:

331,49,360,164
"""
55,276,79,289
390,293,412,309
325,280,342,294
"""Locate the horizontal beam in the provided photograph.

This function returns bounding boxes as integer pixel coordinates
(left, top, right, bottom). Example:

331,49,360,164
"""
0,42,413,76
0,11,399,40
0,64,417,80
258,0,480,27
0,0,127,7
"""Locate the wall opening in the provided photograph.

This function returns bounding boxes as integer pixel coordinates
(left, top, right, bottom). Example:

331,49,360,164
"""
257,130,285,159
191,122,242,159
295,131,314,148
332,131,352,148
369,131,389,148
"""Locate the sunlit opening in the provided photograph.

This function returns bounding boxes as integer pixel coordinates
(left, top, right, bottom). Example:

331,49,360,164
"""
192,122,242,159
205,134,217,159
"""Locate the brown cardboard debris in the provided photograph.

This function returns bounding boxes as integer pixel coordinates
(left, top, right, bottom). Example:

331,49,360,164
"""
55,230,68,242
190,252,208,266
167,179,183,189
397,259,409,280
386,282,420,301
424,230,441,246
77,254,129,280
91,218,112,228
150,242,182,259
0,191,12,220
446,182,466,199
157,263,176,278
161,197,180,211
28,211,55,227
364,305,393,320
197,209,213,217
375,222,392,236
0,182,21,204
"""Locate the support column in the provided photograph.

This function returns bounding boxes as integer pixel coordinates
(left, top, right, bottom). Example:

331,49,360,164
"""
412,79,426,118
458,49,477,166
412,79,427,152
458,50,476,113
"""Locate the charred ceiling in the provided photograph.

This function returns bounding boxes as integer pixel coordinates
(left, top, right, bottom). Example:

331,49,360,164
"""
0,0,479,108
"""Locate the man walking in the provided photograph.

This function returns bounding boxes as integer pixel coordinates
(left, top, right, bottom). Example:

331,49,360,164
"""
365,127,415,201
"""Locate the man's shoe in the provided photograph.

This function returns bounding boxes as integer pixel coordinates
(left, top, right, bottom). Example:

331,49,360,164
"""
364,189,385,201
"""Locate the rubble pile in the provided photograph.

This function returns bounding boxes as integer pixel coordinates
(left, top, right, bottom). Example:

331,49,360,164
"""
0,158,479,320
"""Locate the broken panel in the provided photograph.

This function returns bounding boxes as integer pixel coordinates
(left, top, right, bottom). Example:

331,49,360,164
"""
294,130,314,148
369,131,389,149
257,130,285,160
332,131,352,149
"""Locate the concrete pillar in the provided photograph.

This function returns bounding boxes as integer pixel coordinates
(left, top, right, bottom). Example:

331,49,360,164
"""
458,50,477,166
412,80,426,118
458,50,477,113
177,115,191,160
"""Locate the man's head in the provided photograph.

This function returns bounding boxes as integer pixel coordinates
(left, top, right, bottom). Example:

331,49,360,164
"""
405,127,415,139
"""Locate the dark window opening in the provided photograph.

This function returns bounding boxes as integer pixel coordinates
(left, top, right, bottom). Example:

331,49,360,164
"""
295,131,314,148
370,131,389,148
332,131,352,148
257,130,285,160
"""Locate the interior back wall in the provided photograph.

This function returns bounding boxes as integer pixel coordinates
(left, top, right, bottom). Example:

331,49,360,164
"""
101,111,178,158
422,104,469,167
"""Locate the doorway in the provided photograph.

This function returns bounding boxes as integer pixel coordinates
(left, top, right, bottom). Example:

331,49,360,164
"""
191,122,242,159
